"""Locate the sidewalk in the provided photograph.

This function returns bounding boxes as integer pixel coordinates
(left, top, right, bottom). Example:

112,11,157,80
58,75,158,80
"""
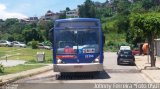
0,60,26,67
135,55,160,83
0,64,52,85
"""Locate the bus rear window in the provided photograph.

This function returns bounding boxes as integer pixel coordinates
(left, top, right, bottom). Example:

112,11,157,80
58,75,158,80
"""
55,21,98,28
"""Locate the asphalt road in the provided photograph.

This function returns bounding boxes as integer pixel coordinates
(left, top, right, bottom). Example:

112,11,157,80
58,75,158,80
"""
13,52,152,89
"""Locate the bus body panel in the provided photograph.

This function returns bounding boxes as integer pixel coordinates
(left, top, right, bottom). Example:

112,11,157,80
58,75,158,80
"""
54,63,103,72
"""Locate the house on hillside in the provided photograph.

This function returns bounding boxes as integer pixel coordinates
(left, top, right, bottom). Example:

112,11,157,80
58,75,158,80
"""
66,9,79,18
40,10,60,21
20,17,38,23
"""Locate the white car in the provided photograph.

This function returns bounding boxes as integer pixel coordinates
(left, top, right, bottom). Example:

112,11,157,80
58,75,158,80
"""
120,46,131,50
12,41,26,48
38,43,51,50
117,46,131,55
0,40,12,47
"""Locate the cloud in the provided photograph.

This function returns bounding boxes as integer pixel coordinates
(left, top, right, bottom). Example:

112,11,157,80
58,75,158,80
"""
0,3,6,11
0,3,28,20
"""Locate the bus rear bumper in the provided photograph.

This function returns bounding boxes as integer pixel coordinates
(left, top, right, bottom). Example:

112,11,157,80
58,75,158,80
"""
53,63,103,72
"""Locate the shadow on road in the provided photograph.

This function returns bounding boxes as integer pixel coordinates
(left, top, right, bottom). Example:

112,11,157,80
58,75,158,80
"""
57,70,110,80
118,63,136,66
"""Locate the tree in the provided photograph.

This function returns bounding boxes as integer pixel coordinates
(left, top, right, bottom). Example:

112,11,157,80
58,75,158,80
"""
22,28,43,43
66,7,70,11
105,0,109,4
59,10,66,19
110,0,119,12
142,0,153,11
130,13,160,67
153,0,160,6
117,0,131,14
126,29,145,47
78,5,85,17
38,20,54,40
130,0,144,13
116,16,129,33
78,0,96,18
2,18,20,34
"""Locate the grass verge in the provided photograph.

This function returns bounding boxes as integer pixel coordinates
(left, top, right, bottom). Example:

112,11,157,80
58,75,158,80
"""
0,47,52,63
0,64,46,75
104,32,127,52
0,52,5,57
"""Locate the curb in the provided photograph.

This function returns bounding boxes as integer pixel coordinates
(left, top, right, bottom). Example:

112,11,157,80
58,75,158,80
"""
0,65,53,86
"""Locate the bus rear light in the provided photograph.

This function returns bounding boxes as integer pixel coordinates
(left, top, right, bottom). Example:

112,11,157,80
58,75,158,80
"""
57,55,76,59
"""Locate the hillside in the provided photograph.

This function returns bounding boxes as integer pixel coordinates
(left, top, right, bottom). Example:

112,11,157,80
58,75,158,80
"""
0,0,160,52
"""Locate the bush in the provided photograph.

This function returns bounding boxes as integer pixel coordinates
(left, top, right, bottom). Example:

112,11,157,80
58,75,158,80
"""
27,59,37,63
42,41,52,46
0,63,4,73
27,41,32,47
107,40,115,46
31,40,38,49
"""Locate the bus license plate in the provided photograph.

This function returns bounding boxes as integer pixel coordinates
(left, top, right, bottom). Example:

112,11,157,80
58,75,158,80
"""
74,65,82,68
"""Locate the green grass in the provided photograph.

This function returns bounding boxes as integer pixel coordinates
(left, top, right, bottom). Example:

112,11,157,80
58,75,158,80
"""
0,52,5,57
103,32,127,52
0,47,52,63
0,47,17,52
0,64,46,75
102,14,129,52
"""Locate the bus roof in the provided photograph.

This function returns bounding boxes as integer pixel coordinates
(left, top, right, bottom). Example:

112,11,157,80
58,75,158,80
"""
55,18,100,22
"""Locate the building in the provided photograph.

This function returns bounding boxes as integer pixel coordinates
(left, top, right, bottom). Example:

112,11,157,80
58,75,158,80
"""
66,9,79,18
20,17,38,23
60,10,65,14
40,10,60,21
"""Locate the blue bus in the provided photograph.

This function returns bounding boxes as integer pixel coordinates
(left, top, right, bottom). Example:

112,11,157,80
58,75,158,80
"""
52,18,105,72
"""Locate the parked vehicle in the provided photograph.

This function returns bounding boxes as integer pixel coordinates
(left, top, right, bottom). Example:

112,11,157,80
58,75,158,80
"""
132,49,140,55
117,50,135,65
12,41,26,48
117,46,131,55
120,46,131,50
0,40,12,47
38,43,51,50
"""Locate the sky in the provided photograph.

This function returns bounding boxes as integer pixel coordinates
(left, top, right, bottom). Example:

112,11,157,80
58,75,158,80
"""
0,0,106,20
